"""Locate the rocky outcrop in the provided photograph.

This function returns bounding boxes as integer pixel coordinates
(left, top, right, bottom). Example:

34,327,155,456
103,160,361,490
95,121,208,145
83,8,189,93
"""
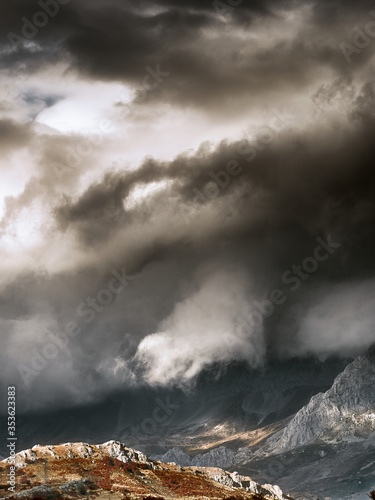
153,448,290,498
1,440,294,499
266,348,375,453
204,468,287,499
2,440,151,469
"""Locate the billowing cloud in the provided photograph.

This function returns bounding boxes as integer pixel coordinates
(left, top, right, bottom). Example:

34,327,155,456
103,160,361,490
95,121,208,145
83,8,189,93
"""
0,0,375,412
134,267,266,386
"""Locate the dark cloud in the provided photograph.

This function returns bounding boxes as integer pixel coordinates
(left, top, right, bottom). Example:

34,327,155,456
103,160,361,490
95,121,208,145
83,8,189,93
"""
19,80,371,393
1,0,375,413
2,0,372,113
52,80,375,264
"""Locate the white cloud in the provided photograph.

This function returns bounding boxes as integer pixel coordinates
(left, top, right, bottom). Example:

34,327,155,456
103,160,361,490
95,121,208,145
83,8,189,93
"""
296,279,375,358
134,267,266,386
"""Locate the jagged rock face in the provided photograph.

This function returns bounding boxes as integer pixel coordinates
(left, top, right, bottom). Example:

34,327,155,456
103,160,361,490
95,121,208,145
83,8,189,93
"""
153,446,192,466
153,445,237,469
191,446,237,468
153,444,256,471
267,352,375,452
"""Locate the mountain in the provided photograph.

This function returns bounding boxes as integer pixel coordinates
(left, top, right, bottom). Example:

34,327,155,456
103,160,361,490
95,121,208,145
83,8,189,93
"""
145,350,375,500
0,440,297,499
265,346,375,453
0,358,346,461
2,355,371,499
229,347,375,500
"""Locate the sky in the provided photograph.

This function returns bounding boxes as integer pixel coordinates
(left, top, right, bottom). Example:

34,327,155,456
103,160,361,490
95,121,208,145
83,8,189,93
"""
1,0,375,413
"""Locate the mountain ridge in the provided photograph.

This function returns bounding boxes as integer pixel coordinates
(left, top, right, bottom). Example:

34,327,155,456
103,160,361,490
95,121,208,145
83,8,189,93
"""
264,346,375,453
0,440,298,499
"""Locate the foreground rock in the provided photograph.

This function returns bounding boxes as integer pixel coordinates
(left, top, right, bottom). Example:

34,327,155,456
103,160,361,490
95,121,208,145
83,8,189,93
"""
0,440,297,499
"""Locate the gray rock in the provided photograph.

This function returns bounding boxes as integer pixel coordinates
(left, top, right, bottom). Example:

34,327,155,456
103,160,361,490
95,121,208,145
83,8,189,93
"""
267,350,375,453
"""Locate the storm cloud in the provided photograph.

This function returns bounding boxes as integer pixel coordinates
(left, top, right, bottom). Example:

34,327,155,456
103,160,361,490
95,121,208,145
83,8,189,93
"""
1,0,375,413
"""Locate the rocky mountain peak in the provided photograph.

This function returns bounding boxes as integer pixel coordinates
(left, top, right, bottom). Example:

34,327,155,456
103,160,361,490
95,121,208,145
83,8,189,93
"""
265,349,375,453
